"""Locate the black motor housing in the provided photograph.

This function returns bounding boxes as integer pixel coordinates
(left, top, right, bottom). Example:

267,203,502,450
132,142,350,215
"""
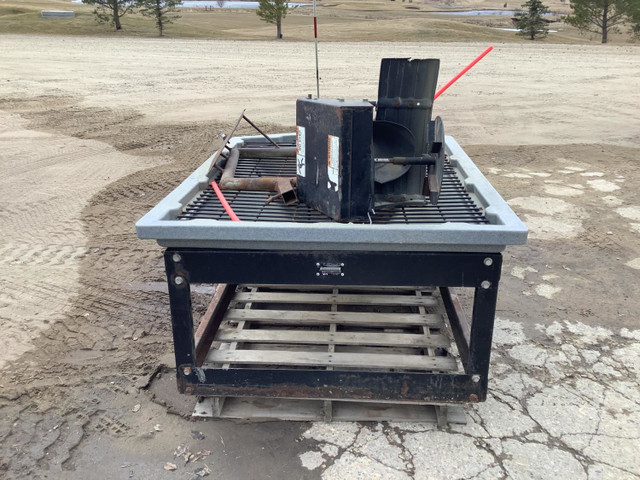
296,98,374,222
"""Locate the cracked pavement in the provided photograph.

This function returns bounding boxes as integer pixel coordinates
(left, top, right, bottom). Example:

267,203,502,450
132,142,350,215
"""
298,319,640,479
297,151,640,479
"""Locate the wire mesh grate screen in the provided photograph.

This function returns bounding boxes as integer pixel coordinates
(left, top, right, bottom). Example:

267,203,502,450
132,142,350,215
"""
178,151,488,225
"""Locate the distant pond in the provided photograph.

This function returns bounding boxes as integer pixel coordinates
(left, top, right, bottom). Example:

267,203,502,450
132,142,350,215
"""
177,1,308,7
71,0,307,7
433,9,559,16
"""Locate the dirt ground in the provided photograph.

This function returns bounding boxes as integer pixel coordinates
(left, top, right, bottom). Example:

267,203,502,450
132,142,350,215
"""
1,35,639,479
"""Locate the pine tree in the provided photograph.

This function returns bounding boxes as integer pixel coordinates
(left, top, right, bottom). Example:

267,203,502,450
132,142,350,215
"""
82,0,139,30
139,0,182,36
256,0,289,39
565,0,640,43
515,0,550,40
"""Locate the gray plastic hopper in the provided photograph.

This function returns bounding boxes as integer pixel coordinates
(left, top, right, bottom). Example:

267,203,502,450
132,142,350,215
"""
136,133,527,253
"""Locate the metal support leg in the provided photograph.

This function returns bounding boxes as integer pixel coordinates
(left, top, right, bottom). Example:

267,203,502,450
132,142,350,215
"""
468,285,499,401
165,253,196,377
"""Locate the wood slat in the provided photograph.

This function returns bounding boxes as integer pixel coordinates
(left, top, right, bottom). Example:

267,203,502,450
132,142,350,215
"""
225,309,444,327
205,350,457,371
222,286,257,371
216,329,451,348
234,291,438,306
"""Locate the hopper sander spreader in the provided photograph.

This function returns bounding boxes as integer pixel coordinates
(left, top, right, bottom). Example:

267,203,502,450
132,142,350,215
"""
135,53,528,418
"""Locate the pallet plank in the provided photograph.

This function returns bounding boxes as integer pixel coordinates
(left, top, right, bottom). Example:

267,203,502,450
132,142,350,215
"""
216,329,451,348
225,309,444,327
205,350,457,371
234,291,438,306
197,285,463,423
193,397,467,424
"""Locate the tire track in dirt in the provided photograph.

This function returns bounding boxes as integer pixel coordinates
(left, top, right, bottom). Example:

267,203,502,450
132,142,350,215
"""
0,97,253,478
0,243,89,266
0,107,160,370
0,142,112,178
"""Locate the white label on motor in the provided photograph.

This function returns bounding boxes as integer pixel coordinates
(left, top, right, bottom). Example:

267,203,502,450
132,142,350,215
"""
327,135,340,192
296,126,305,177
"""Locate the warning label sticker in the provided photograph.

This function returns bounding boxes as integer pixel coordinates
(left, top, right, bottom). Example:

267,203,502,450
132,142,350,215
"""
327,135,340,192
296,126,305,177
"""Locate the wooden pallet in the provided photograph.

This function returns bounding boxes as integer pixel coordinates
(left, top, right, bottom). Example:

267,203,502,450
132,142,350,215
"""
194,285,466,424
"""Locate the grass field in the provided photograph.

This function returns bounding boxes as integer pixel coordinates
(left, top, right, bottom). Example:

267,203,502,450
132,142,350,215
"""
1,0,634,43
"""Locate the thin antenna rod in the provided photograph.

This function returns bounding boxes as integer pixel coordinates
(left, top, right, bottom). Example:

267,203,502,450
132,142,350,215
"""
313,0,320,98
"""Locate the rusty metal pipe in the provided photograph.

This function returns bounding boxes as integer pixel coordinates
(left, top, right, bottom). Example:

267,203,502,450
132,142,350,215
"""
219,148,297,192
219,147,240,185
221,177,297,191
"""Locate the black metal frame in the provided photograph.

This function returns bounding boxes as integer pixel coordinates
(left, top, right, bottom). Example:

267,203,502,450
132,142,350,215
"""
164,248,502,404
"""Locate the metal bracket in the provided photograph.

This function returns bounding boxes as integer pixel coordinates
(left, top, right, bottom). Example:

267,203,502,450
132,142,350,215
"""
265,178,298,205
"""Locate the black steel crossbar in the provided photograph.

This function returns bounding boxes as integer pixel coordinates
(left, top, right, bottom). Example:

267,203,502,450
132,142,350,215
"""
168,250,501,287
179,369,483,403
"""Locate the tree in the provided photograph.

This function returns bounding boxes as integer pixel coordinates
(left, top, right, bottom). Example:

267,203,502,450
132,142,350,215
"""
515,0,550,40
82,0,138,30
256,0,289,39
140,0,182,36
565,0,640,43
